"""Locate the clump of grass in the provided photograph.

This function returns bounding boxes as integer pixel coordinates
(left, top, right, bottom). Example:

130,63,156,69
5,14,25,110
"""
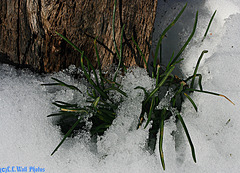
42,29,126,156
42,1,234,170
133,4,233,170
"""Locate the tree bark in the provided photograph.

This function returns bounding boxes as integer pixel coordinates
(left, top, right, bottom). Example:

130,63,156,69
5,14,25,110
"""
0,0,158,73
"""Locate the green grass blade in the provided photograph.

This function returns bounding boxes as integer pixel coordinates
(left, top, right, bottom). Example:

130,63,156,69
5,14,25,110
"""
87,60,91,76
154,3,187,70
171,11,198,65
56,31,100,88
60,108,88,113
134,86,149,98
184,93,198,112
80,53,96,86
50,78,69,87
144,97,155,128
52,102,77,109
51,117,82,155
50,77,82,93
132,36,148,72
172,83,184,107
113,24,125,82
98,108,116,118
190,50,208,88
100,75,121,87
93,96,100,109
98,99,117,110
185,74,203,91
96,112,114,123
202,10,217,41
145,66,175,105
156,65,161,86
175,83,184,96
159,108,166,170
80,53,108,100
94,38,105,89
104,86,127,97
119,25,124,60
171,58,184,67
152,71,155,79
92,89,97,98
112,0,120,58
82,55,100,88
52,101,75,107
159,43,162,65
198,74,203,91
54,101,77,107
176,112,196,163
186,89,235,105
166,52,175,70
41,83,60,86
47,112,76,117
94,38,101,69
87,90,96,100
55,32,83,54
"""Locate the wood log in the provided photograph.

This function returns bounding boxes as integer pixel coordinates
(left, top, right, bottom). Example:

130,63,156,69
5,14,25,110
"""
0,0,158,73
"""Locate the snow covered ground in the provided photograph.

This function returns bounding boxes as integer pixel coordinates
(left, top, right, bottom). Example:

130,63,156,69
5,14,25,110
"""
1,0,240,172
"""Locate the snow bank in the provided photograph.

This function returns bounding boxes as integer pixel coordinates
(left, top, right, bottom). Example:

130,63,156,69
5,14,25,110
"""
1,0,240,172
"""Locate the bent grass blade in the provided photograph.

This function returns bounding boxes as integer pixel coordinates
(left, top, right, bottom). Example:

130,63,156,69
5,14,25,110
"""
187,89,235,105
190,50,208,88
186,74,203,91
184,93,198,112
176,112,196,163
134,86,149,98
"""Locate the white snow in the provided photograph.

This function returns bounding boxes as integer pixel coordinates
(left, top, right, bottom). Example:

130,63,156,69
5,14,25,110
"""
1,0,240,172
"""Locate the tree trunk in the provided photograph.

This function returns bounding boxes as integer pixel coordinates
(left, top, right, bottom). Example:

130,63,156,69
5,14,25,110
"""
0,0,158,73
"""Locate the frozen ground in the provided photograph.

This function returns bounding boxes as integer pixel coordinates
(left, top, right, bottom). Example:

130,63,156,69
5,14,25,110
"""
1,0,240,172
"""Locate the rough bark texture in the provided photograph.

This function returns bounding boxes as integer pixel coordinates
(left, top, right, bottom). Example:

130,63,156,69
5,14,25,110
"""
0,0,158,73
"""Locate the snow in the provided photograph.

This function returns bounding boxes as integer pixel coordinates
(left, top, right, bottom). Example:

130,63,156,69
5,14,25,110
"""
1,0,240,172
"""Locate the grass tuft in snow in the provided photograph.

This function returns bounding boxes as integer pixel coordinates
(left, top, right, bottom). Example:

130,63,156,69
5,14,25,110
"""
133,4,233,170
42,1,234,171
42,33,127,155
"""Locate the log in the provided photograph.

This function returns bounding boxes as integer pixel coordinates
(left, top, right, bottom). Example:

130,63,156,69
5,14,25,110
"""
0,0,158,73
